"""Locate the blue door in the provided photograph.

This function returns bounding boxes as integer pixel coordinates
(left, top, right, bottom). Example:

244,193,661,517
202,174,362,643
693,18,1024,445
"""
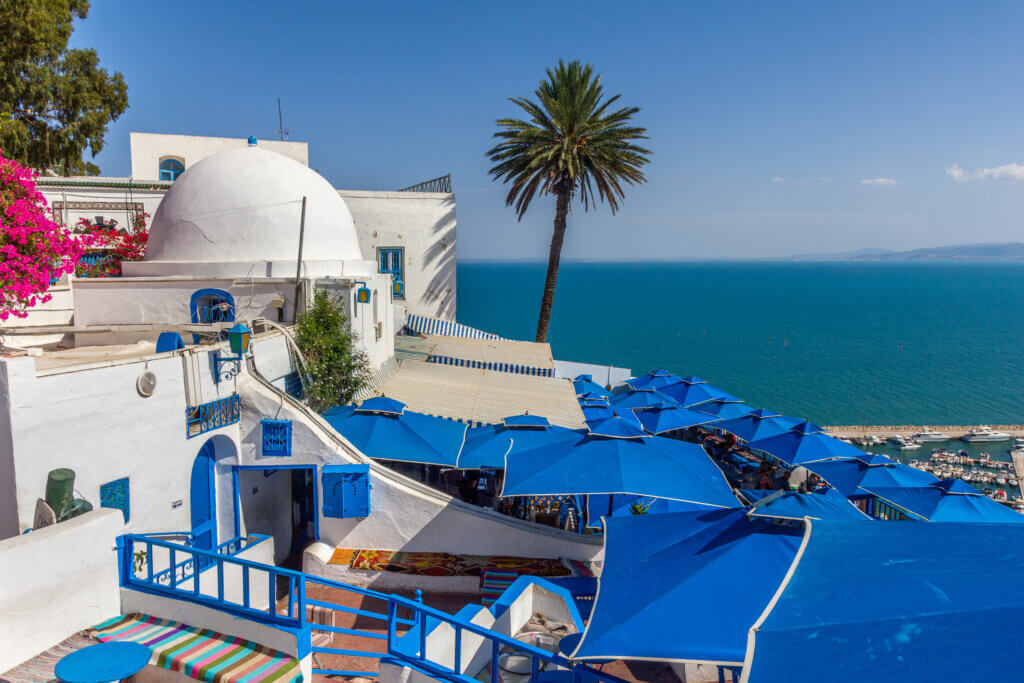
190,442,217,552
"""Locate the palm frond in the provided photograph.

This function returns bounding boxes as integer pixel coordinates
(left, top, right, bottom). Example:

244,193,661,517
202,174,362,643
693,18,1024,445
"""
487,59,651,219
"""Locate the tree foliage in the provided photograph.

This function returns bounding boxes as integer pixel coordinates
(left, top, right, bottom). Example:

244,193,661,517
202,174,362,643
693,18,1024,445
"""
0,0,128,175
487,60,650,341
293,289,371,412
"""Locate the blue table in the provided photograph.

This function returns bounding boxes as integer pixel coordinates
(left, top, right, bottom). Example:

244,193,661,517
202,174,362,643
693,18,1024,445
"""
55,642,151,683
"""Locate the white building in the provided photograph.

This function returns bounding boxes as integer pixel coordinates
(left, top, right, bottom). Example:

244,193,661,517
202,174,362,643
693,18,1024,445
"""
16,132,456,338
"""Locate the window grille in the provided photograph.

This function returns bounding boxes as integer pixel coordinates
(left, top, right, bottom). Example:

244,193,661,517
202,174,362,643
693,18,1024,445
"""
261,419,292,457
100,477,130,522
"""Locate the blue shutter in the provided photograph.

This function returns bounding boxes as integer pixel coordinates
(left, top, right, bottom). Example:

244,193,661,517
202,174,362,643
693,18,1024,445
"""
322,465,370,518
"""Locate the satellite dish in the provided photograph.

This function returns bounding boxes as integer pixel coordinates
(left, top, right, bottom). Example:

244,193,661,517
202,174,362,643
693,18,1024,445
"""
137,371,157,397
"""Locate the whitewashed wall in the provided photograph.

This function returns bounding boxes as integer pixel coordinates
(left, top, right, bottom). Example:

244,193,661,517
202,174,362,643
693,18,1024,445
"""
342,190,457,321
237,363,603,562
0,344,241,540
0,509,124,672
129,133,309,180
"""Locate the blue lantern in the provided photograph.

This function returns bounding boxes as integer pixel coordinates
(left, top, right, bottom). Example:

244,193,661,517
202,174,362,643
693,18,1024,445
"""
247,135,257,146
226,323,251,356
356,285,371,304
392,279,405,299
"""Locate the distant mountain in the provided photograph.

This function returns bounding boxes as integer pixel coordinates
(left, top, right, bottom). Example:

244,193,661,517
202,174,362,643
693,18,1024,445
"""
778,242,1024,261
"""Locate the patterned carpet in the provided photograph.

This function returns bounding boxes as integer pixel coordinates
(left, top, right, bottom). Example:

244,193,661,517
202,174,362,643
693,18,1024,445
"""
89,613,301,683
329,548,573,578
1,632,97,683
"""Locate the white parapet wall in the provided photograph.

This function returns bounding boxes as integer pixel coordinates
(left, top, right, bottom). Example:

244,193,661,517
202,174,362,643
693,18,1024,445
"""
0,508,124,672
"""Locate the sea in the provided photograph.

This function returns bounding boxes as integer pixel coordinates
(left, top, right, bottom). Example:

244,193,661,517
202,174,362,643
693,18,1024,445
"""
457,261,1024,428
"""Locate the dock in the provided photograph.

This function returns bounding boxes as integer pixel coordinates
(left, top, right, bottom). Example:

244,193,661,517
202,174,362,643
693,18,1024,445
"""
824,425,1024,440
1013,452,1024,499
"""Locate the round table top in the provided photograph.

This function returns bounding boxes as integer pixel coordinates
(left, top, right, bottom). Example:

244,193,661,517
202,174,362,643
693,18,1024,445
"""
55,642,151,683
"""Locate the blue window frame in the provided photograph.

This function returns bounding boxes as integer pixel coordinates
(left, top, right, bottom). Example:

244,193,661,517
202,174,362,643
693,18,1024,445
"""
322,464,370,518
377,247,404,300
100,477,130,522
261,419,292,457
190,289,235,324
159,158,185,181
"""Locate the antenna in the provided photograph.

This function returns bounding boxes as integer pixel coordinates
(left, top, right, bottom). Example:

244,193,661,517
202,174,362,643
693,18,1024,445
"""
275,97,290,141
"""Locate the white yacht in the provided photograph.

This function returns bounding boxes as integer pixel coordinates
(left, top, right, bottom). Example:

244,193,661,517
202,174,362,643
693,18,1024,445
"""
961,426,1012,443
913,429,950,443
891,435,922,450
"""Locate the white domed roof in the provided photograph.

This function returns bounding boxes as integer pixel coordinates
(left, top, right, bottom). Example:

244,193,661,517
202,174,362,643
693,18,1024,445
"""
136,146,363,275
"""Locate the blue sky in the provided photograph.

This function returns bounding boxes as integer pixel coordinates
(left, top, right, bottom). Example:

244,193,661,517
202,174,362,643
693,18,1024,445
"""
71,1,1024,260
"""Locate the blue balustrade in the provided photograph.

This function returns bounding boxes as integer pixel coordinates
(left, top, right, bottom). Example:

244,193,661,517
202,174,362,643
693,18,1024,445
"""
186,395,241,438
116,534,627,681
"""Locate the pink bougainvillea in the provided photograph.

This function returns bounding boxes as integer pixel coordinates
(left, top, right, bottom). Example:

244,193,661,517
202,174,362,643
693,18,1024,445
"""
0,151,90,320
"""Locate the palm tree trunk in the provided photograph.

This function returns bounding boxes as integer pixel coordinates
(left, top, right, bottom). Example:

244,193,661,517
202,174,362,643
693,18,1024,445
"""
535,187,570,342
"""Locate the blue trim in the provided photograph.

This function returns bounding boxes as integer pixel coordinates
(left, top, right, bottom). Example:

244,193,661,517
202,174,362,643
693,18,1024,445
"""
377,247,405,300
260,419,292,457
186,395,241,438
189,288,235,325
158,158,184,181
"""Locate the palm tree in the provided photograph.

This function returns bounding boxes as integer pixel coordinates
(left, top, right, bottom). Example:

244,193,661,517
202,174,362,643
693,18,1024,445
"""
487,59,650,342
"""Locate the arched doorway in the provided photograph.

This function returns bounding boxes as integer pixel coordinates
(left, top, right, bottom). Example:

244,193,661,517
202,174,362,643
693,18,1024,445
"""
190,441,217,551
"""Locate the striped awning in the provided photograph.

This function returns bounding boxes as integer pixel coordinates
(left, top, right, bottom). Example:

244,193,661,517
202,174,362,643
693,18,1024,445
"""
403,313,504,339
424,335,555,377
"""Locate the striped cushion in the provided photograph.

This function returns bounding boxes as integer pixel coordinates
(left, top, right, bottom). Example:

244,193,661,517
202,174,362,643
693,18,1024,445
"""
89,613,300,683
481,569,519,606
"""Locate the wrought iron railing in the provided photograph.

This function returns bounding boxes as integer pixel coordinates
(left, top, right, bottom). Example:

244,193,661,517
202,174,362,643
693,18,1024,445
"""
185,395,241,438
398,174,452,193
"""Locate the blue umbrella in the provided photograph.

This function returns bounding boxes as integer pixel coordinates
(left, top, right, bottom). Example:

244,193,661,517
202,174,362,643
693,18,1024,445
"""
624,369,682,392
634,402,722,434
746,421,862,466
745,520,1024,682
501,418,738,507
862,482,1024,523
457,417,583,469
572,374,611,398
322,398,468,466
609,388,679,411
695,400,754,420
741,488,871,521
661,381,739,407
714,410,804,443
570,508,803,664
802,457,939,496
583,405,642,429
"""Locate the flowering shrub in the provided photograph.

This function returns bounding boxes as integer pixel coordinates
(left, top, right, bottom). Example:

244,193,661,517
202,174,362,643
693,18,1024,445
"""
0,151,88,320
74,212,149,277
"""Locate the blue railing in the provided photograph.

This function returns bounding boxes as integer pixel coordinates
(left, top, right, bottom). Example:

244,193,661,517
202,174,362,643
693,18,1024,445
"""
186,394,241,438
117,534,627,681
385,595,627,683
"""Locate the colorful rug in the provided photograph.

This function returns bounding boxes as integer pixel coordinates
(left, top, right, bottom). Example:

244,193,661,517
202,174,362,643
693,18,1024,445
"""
88,613,301,683
329,548,571,578
481,569,519,606
2,632,97,683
